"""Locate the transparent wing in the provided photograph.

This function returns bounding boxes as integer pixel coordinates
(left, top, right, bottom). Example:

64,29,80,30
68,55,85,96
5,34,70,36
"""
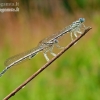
4,47,38,67
0,46,43,77
38,26,71,46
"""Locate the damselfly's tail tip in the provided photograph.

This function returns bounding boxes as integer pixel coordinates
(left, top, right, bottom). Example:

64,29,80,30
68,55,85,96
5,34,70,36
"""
0,71,5,77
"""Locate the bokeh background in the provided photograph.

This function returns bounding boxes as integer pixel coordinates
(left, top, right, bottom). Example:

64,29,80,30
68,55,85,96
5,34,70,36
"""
0,0,100,100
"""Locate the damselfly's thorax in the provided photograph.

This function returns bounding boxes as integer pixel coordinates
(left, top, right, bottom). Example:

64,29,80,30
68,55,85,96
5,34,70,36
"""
70,18,85,30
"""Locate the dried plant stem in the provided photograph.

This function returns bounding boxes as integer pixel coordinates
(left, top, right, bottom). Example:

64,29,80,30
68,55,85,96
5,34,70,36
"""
3,27,92,100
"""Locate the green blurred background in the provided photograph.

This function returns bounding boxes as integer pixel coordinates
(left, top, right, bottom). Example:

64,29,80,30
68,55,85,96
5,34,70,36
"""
0,0,100,100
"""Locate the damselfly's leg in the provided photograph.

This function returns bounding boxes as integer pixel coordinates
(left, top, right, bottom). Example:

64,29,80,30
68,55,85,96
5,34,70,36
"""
71,30,78,41
55,41,64,49
82,23,86,28
72,29,79,45
55,44,64,49
50,52,56,57
73,31,77,45
43,53,50,61
49,45,56,57
77,31,82,34
43,44,56,61
74,28,82,38
43,46,52,61
74,32,78,38
77,28,82,34
54,40,64,49
70,32,74,41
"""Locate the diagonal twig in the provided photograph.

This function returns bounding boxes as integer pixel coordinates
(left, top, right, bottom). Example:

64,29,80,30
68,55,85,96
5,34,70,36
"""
3,27,92,100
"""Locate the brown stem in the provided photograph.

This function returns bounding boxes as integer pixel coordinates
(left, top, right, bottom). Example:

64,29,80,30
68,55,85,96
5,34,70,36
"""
3,27,92,100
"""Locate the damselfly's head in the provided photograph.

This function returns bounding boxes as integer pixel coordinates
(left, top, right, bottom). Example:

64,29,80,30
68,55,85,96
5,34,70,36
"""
79,18,85,23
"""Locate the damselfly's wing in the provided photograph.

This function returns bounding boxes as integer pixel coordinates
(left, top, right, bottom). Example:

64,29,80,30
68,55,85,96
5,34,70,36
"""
4,47,39,67
0,46,42,77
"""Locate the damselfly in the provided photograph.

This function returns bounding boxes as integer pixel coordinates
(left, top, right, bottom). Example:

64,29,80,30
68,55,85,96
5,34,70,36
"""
0,18,86,77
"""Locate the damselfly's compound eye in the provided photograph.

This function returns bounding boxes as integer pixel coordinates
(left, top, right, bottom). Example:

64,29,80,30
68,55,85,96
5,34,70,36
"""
79,18,85,23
